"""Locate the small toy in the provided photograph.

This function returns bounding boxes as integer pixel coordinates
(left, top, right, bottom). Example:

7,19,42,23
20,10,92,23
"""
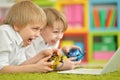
67,48,84,61
48,51,67,69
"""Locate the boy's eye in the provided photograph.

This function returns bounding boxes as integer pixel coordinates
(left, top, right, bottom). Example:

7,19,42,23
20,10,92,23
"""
33,27,40,30
53,31,59,33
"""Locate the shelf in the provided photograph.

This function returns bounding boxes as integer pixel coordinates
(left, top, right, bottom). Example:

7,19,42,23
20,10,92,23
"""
89,0,120,31
88,0,120,63
64,27,88,34
56,0,120,63
88,31,120,62
88,28,120,32
56,0,89,33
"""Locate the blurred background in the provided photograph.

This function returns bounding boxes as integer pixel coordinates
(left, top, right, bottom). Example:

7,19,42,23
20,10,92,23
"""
0,0,120,66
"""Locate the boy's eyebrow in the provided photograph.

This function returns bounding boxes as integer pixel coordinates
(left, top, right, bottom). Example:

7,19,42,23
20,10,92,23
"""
53,28,61,31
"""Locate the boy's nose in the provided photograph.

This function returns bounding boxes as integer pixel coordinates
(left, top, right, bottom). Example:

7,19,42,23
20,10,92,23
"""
57,34,63,39
35,31,40,38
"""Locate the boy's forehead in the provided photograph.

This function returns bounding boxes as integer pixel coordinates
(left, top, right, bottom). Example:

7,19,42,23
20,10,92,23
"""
30,22,43,28
53,21,64,29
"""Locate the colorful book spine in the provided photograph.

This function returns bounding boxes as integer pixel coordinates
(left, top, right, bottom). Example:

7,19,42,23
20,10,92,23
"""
93,8,100,28
105,9,113,28
110,9,116,27
99,9,106,28
114,16,117,27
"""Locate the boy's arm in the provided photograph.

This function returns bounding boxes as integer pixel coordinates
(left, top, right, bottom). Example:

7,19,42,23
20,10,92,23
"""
0,56,54,73
21,52,44,65
22,49,54,65
0,64,37,73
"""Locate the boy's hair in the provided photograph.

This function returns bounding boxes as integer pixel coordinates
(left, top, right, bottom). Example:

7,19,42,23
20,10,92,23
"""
3,1,46,28
43,8,68,32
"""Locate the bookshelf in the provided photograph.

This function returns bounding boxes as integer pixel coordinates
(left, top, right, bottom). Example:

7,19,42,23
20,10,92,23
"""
89,0,120,31
89,0,120,63
56,0,89,63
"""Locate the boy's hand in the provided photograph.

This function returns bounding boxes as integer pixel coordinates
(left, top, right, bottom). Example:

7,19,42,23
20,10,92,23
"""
42,49,53,57
40,49,59,58
35,56,54,73
47,50,64,69
57,58,81,71
61,46,84,61
61,45,82,54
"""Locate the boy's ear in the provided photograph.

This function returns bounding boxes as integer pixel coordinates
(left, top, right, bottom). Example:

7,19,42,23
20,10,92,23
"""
13,24,19,32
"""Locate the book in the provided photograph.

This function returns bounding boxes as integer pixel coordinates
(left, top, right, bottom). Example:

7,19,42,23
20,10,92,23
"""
105,9,113,28
114,16,117,27
93,8,100,28
110,9,117,27
99,9,106,28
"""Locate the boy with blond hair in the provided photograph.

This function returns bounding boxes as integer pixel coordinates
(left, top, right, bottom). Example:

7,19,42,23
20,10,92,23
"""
0,1,55,73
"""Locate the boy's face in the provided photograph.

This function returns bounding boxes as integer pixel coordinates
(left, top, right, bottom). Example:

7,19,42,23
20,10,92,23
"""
15,23,42,46
41,21,64,46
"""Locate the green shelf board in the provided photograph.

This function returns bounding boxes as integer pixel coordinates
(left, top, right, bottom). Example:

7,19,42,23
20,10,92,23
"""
34,1,56,6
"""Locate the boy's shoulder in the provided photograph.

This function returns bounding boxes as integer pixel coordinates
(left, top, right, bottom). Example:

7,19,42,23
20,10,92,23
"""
0,24,16,40
0,24,12,31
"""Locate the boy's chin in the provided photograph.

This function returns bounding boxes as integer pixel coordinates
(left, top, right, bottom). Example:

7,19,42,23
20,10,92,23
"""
50,43,56,46
24,41,32,46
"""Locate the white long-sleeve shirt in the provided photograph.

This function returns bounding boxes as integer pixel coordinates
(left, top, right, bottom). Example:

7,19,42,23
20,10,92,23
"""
0,25,26,69
25,35,59,59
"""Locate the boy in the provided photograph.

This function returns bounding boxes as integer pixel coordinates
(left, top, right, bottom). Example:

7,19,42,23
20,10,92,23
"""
0,1,55,73
26,8,81,70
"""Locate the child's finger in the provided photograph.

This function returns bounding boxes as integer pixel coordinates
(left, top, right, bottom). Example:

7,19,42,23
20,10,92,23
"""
45,67,53,72
40,57,55,67
53,49,60,55
41,56,51,62
74,60,81,65
46,61,55,66
67,57,76,61
74,60,81,67
71,45,82,52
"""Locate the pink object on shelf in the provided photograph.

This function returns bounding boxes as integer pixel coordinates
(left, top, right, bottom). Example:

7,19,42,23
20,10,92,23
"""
64,4,84,27
74,4,84,27
64,5,73,26
94,51,114,60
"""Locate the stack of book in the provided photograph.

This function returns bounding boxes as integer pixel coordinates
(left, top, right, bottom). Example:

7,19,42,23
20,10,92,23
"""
92,8,117,29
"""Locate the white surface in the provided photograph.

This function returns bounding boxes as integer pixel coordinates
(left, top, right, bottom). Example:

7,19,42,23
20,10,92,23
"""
58,48,120,75
58,68,102,75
